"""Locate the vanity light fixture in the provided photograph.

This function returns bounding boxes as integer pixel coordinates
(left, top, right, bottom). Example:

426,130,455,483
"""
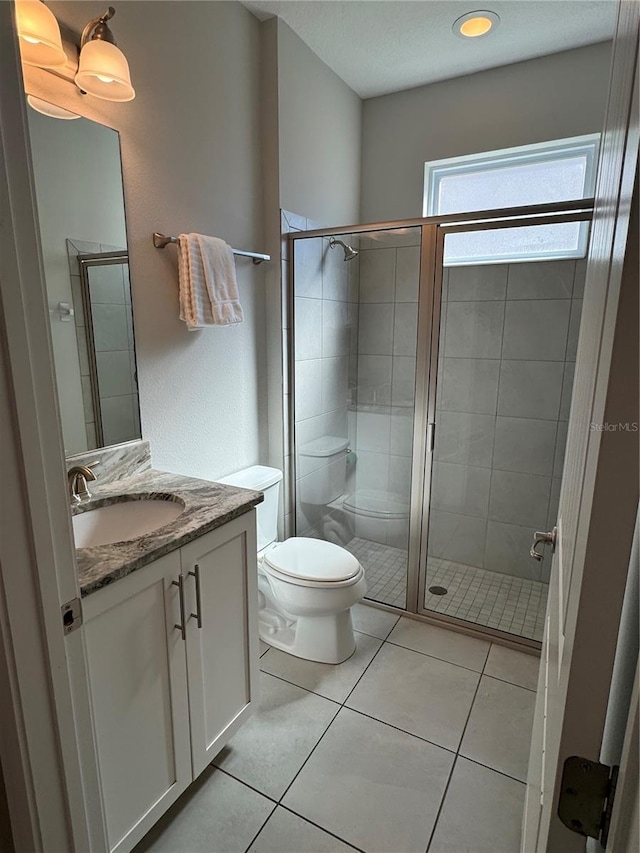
27,94,80,120
15,0,67,68
453,10,500,39
75,6,135,102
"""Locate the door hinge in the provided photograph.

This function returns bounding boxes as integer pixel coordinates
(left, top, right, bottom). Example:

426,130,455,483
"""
61,597,83,635
558,756,619,847
426,422,436,453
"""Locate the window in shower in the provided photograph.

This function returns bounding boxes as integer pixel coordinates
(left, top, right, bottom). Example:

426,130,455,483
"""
423,134,599,265
292,227,422,610
421,219,588,640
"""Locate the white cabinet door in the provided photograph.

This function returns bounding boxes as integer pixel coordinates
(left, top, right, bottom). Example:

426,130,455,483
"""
83,550,192,853
181,511,260,778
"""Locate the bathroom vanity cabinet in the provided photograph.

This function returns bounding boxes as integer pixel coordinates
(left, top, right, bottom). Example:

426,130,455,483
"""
82,511,259,853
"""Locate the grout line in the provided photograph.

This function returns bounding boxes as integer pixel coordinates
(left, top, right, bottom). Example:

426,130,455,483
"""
451,643,487,755
353,621,401,643
278,804,368,853
456,754,528,786
383,639,490,676
424,753,459,853
282,700,343,804
206,768,279,853
480,672,538,694
276,639,387,806
240,799,278,853
214,766,278,805
424,639,494,851
257,667,343,706
341,705,457,758
341,635,386,705
276,705,342,804
247,627,528,853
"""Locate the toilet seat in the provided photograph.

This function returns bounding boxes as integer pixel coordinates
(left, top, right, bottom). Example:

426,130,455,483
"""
263,537,361,586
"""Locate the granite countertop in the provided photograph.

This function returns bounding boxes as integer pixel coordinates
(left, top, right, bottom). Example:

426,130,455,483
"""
74,468,263,597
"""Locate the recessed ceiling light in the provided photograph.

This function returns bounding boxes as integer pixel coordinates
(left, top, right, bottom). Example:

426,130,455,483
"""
453,10,500,39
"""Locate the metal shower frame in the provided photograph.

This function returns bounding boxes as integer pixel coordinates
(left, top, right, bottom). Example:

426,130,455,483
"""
287,198,594,648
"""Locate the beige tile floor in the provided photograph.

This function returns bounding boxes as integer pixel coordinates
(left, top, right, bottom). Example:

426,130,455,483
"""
135,605,539,853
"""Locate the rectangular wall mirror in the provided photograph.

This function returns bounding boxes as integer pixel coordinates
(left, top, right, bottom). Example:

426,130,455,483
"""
27,100,140,454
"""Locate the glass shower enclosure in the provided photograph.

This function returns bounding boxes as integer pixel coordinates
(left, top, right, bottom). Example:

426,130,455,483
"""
291,226,422,612
288,202,591,645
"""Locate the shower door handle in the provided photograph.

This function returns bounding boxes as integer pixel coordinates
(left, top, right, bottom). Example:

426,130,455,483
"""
530,527,557,561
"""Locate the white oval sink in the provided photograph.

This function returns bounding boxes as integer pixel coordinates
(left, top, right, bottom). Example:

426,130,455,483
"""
73,499,184,548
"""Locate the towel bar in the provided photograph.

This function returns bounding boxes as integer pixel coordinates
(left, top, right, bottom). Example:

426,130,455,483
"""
153,232,270,265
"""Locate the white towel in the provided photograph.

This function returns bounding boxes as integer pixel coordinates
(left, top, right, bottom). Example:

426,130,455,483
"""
177,233,244,329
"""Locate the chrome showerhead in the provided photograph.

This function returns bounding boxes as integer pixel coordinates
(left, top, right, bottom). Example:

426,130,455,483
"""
329,236,358,262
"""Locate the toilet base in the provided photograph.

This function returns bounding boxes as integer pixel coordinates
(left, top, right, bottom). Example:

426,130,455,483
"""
259,606,356,664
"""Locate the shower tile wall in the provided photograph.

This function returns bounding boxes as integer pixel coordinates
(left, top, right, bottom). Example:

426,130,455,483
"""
88,263,139,446
429,258,585,583
353,233,421,550
67,238,102,450
291,224,359,541
67,240,139,450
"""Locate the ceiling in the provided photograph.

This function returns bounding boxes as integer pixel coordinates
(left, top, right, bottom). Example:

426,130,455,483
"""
241,0,617,98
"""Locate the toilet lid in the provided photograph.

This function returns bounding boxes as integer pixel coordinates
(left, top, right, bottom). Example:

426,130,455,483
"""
264,538,360,583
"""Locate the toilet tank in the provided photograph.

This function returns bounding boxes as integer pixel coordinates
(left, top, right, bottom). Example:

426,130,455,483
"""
298,436,349,506
218,465,282,551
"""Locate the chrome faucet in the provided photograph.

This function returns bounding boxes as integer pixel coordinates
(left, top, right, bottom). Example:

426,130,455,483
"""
67,462,99,505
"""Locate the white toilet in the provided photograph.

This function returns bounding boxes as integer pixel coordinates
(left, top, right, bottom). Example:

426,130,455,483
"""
218,465,367,664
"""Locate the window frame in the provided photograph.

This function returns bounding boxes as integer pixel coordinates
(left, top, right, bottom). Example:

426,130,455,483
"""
423,134,600,266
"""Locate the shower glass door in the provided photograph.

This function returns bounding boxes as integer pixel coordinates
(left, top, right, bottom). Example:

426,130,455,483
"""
292,226,422,610
418,215,589,640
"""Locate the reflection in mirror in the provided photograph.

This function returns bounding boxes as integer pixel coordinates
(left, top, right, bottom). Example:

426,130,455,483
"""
27,101,140,454
77,251,139,447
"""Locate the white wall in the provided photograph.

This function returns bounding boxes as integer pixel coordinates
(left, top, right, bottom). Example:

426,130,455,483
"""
27,111,126,454
276,20,362,228
361,42,613,222
258,16,362,530
29,1,268,480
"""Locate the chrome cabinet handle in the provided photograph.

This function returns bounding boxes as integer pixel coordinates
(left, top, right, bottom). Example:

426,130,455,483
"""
189,564,203,629
172,574,186,640
530,527,558,561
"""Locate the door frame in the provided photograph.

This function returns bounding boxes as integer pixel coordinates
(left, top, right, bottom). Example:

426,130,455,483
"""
523,2,639,845
605,662,639,852
0,3,104,850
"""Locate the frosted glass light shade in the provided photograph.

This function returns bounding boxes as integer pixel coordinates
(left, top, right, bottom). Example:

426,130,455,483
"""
27,95,80,120
75,40,135,102
15,0,66,67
